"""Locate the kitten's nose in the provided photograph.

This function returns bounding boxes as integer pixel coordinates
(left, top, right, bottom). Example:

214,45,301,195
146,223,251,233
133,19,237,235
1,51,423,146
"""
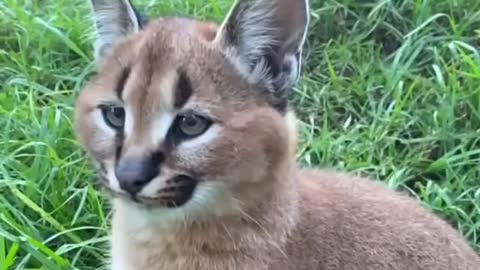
115,157,159,195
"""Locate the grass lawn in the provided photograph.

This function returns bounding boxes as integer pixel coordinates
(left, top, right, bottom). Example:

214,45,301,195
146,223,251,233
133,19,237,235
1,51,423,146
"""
0,0,479,269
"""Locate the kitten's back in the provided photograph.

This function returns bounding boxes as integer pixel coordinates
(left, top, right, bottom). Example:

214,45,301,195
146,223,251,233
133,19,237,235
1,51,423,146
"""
286,169,480,270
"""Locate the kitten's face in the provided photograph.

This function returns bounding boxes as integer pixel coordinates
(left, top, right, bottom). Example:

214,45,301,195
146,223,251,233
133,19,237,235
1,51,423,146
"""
75,0,308,220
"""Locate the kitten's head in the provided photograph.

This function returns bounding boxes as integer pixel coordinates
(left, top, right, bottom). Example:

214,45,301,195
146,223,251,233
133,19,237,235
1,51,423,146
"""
75,0,309,221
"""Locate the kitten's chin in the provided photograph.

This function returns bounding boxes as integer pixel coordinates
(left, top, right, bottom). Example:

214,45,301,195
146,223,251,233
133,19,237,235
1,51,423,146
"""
107,190,196,210
110,180,243,230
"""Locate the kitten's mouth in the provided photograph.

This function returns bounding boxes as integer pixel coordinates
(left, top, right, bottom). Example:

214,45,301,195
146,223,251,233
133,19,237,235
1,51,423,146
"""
98,174,198,208
138,175,198,208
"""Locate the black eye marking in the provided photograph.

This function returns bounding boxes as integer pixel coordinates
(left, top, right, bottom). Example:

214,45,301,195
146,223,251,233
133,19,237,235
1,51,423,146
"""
115,144,123,166
174,70,193,109
115,67,131,100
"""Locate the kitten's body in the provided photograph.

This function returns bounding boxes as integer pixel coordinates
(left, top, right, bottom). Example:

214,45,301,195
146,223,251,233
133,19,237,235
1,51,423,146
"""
111,168,479,270
75,0,480,269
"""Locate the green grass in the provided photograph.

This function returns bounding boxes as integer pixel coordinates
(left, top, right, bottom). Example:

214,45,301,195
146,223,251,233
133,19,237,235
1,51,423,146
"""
0,0,479,269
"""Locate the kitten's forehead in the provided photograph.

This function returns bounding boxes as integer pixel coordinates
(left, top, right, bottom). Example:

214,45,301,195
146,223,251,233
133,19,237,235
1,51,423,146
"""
99,17,217,78
93,16,268,130
108,18,211,112
122,68,177,140
117,65,199,146
123,68,180,114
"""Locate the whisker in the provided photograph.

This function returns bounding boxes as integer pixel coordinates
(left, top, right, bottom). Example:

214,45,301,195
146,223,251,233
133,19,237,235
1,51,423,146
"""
238,208,289,260
221,222,238,250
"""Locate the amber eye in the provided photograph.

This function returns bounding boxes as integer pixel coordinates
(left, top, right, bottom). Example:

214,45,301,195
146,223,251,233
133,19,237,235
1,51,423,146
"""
101,106,125,129
177,114,212,137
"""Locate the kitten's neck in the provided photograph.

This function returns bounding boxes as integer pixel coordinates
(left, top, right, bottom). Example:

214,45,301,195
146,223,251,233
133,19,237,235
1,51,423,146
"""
110,172,299,269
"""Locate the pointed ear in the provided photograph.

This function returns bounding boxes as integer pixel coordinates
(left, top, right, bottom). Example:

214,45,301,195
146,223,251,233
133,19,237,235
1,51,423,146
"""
89,0,145,61
215,0,309,111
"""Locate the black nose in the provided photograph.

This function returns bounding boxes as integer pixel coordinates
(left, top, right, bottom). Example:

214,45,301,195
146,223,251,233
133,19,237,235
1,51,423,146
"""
115,157,159,195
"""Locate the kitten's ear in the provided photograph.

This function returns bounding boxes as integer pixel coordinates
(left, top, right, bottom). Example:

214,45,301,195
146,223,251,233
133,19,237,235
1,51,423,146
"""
215,0,309,111
89,0,144,61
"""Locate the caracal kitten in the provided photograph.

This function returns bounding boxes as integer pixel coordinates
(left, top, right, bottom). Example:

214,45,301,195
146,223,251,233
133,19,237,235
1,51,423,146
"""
74,0,480,269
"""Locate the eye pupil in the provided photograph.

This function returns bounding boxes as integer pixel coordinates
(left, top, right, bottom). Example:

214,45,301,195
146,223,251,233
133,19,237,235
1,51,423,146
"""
184,117,197,127
112,108,124,118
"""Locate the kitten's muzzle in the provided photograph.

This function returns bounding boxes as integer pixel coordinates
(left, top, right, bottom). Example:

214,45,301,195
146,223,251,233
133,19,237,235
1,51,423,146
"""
112,154,197,207
151,175,198,208
115,156,159,195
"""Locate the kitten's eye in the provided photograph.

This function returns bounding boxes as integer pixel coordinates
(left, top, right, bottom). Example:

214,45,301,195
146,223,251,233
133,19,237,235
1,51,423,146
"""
177,114,212,137
101,106,125,129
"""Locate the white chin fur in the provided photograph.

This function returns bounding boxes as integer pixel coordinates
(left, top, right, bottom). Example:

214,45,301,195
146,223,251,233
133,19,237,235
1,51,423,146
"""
112,181,239,238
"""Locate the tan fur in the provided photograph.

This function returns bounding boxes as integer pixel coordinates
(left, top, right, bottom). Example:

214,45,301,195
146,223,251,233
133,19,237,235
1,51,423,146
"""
75,1,480,269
